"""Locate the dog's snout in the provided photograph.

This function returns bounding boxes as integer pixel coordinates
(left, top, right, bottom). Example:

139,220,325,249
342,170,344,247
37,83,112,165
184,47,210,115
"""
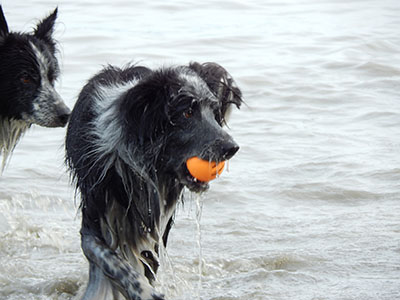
222,142,239,160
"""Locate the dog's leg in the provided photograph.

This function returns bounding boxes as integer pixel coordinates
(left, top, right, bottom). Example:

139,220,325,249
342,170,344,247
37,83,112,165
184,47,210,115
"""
81,234,165,300
82,263,117,300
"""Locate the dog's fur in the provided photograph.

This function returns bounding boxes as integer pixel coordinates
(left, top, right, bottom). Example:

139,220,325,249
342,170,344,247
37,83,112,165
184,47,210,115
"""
65,62,242,299
0,6,70,170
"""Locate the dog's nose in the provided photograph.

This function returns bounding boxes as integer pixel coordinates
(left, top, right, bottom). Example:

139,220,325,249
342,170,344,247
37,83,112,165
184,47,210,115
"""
57,103,71,126
58,113,70,126
222,142,239,160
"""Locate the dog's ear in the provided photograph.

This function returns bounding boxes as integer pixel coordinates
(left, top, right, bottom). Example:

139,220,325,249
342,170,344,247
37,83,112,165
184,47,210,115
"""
34,7,58,52
189,62,242,124
0,6,9,45
122,76,172,148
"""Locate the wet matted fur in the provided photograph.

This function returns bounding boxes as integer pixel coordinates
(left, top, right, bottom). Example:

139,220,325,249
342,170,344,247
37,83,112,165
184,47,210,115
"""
0,6,70,170
65,62,242,299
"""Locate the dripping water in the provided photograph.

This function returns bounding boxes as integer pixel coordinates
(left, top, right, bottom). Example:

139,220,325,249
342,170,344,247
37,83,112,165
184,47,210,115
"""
195,194,204,300
157,240,184,297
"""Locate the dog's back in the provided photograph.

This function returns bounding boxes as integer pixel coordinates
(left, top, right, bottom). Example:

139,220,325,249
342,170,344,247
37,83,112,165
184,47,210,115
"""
67,65,166,300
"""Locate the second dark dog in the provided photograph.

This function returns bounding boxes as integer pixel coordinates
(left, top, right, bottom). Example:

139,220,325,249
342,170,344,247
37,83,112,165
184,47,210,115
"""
0,6,70,170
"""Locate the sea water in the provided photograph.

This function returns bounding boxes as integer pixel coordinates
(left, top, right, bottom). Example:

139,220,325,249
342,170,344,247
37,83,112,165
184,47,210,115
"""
0,0,400,299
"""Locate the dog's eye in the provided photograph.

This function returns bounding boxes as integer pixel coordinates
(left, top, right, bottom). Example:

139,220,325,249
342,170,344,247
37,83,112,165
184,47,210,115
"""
20,72,35,85
20,76,31,84
183,108,193,119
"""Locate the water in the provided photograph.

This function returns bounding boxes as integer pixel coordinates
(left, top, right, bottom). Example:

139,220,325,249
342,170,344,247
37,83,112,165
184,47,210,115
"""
195,195,204,300
1,0,400,299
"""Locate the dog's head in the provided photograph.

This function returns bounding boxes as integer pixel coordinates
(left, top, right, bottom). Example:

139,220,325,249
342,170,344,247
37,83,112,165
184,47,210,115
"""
122,63,242,192
0,6,70,127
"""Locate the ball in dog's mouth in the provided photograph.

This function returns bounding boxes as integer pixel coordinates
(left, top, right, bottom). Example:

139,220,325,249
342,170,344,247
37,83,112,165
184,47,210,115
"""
186,157,225,182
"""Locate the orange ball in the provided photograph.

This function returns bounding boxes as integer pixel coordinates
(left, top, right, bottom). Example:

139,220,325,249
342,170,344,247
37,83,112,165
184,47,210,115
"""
186,157,225,182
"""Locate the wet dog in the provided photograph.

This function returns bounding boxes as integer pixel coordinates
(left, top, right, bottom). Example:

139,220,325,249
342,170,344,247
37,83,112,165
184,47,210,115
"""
0,6,70,170
65,62,242,299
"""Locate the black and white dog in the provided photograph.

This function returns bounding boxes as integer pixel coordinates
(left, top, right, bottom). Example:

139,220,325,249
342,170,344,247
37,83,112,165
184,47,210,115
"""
0,6,70,170
66,62,242,299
